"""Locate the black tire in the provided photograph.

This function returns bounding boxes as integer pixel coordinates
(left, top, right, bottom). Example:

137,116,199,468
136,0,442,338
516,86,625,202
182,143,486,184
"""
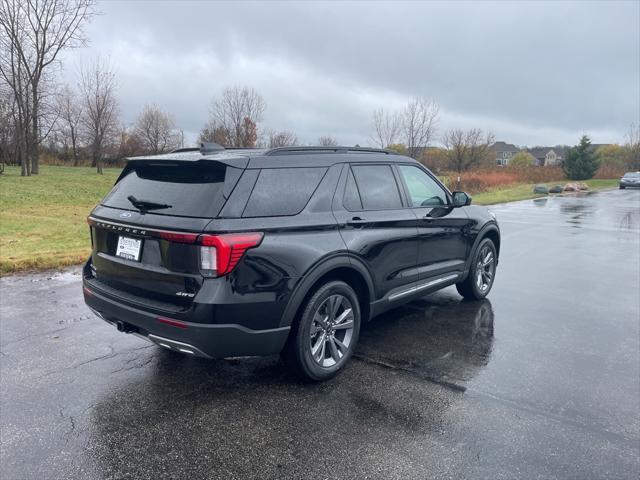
281,280,361,381
619,185,625,189
456,238,497,300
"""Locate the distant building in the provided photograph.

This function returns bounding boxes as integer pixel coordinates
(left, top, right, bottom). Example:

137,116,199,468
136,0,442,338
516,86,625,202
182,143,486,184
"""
527,146,569,166
490,141,521,166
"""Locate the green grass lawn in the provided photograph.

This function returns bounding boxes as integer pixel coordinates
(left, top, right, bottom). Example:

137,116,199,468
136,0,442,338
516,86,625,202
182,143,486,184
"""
0,165,620,275
0,165,121,274
472,179,619,205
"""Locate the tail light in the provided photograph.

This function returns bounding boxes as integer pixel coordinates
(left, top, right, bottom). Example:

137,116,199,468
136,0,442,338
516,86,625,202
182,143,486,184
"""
198,232,263,276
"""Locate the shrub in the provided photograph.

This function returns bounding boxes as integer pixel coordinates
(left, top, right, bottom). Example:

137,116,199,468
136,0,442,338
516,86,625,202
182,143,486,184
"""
509,151,535,168
596,144,626,169
505,165,565,183
440,166,567,193
595,163,626,179
444,169,518,193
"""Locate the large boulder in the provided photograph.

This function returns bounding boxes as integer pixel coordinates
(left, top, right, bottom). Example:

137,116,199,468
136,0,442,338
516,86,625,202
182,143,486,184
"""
564,182,589,192
549,185,564,193
533,184,549,194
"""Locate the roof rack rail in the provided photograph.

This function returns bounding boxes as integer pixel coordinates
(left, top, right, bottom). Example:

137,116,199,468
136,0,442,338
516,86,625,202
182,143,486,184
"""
264,146,395,156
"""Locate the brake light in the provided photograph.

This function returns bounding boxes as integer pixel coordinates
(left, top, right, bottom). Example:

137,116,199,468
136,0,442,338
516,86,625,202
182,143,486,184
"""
159,231,198,244
198,232,263,276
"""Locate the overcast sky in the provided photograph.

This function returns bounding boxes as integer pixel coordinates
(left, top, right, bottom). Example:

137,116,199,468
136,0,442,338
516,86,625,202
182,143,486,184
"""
60,0,640,147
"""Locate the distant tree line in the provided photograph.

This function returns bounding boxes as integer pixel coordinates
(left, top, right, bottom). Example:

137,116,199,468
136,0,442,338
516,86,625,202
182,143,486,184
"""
1,1,637,177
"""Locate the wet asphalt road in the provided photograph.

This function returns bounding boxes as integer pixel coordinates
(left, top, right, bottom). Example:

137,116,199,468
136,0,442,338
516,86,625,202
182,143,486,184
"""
1,189,639,479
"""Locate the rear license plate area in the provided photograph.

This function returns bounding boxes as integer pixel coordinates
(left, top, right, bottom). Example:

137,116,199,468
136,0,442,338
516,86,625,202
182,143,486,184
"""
116,236,142,261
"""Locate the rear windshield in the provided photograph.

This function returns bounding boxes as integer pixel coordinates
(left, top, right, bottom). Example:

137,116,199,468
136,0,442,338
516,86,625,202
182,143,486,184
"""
102,163,234,218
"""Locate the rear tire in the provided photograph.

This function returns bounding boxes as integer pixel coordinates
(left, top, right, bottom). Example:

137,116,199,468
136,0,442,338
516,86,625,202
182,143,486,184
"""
281,281,361,381
456,238,497,300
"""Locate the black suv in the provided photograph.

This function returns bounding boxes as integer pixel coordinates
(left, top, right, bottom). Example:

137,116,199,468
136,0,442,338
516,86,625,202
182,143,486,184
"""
83,144,500,380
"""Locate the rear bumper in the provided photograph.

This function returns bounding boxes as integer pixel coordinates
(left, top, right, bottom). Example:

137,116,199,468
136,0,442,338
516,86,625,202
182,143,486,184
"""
83,282,290,358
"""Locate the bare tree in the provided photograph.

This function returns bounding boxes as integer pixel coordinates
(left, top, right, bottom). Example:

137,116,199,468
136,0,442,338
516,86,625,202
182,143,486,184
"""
134,104,180,154
114,122,142,160
0,7,30,175
371,108,400,148
0,82,17,167
0,0,95,175
207,86,265,147
318,135,338,147
625,123,640,170
199,119,227,145
55,84,82,165
402,98,438,159
443,128,495,172
80,59,118,174
266,129,298,148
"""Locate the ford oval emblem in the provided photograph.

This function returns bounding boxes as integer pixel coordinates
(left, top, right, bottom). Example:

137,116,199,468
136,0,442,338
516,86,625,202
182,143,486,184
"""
120,212,132,218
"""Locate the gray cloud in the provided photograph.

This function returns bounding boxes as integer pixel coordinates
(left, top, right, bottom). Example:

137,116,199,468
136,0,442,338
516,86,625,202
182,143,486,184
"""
60,0,640,147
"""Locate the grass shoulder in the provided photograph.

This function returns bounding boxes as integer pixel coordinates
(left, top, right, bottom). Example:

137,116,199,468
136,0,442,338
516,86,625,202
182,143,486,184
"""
0,165,121,275
472,179,619,205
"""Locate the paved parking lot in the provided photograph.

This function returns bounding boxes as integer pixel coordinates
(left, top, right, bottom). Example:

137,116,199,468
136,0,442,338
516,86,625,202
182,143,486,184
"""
1,189,639,479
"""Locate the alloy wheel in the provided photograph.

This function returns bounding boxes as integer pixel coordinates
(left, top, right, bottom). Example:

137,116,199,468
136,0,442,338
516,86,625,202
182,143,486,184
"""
475,244,495,293
309,294,355,367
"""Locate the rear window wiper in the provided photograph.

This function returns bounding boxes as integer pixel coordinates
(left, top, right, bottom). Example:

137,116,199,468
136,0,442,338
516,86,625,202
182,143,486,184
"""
127,195,172,211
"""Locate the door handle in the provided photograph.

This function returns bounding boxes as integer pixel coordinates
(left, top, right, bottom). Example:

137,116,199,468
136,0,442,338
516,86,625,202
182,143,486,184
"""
347,216,367,225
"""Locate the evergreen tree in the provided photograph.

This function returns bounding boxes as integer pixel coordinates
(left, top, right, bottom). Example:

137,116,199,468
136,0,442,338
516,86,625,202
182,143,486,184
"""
563,135,600,180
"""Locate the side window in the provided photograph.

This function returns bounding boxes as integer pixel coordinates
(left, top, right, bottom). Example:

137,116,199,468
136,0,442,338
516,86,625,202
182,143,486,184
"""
398,165,449,207
351,165,403,210
243,167,326,217
343,168,363,211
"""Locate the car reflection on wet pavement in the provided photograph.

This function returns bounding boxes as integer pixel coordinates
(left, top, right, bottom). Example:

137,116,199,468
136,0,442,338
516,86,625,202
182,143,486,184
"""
1,189,639,479
356,298,494,389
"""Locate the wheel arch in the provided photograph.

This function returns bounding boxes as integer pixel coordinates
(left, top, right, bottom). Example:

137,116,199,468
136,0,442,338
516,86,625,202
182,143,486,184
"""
463,223,501,278
280,255,375,328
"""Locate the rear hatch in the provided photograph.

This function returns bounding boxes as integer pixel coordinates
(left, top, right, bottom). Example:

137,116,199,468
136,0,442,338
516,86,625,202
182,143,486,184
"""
86,159,244,312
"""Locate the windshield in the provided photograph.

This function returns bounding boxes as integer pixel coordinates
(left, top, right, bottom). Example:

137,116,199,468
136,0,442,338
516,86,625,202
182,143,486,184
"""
102,163,235,218
623,172,640,179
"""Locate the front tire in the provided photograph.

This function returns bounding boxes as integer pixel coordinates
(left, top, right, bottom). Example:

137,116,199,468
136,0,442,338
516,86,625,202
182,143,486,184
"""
456,238,497,300
282,281,361,381
619,185,626,189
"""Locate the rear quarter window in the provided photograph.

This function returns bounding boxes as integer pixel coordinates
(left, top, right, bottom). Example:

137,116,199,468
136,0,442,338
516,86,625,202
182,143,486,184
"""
243,167,327,217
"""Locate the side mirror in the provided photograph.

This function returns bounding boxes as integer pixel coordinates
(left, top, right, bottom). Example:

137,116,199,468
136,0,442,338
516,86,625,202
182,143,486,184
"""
452,191,472,207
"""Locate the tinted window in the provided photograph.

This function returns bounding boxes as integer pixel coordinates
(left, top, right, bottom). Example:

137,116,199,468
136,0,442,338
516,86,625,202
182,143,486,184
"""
102,163,233,218
243,167,326,217
351,165,402,210
398,165,449,207
343,168,363,211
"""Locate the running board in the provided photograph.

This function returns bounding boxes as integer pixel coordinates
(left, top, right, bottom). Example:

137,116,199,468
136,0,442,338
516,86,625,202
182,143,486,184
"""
388,274,460,302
